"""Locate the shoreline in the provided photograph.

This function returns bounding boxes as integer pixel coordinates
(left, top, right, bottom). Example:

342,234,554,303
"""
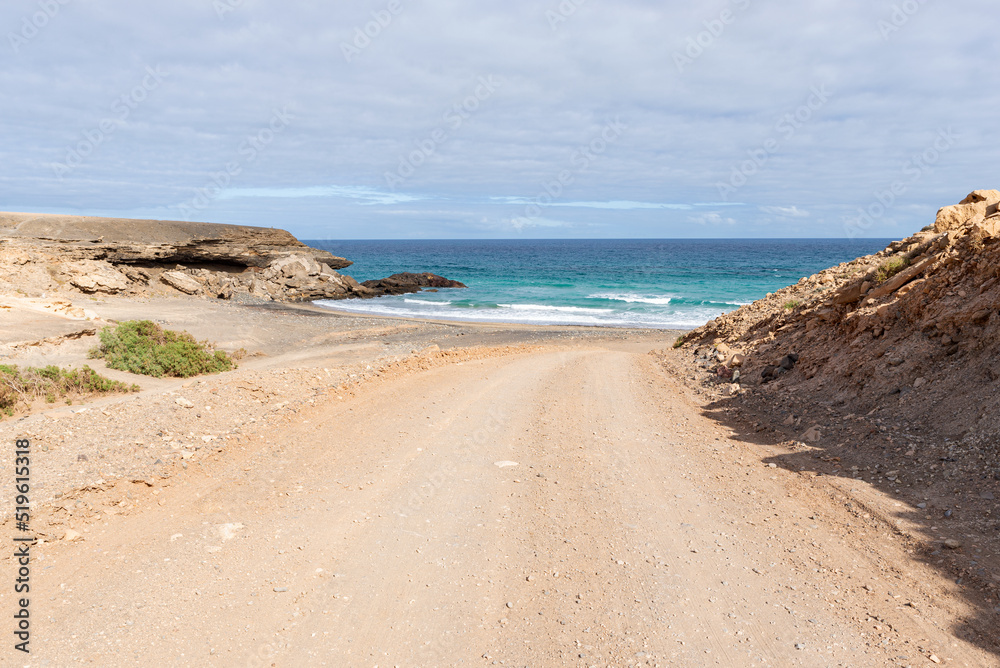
303,299,695,332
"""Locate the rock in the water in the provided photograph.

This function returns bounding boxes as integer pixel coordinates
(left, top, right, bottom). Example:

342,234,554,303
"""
362,272,467,296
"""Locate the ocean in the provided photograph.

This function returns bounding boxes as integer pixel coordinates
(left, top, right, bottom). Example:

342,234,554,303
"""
307,239,892,329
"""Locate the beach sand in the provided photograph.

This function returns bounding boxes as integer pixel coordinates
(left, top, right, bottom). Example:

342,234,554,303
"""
0,294,994,665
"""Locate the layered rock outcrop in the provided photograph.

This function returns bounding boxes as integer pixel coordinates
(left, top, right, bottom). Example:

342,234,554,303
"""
0,213,465,304
0,212,352,269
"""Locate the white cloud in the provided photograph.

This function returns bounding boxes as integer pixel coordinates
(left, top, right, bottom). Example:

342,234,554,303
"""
507,216,570,231
691,212,738,226
759,205,809,218
0,1,995,238
218,185,425,205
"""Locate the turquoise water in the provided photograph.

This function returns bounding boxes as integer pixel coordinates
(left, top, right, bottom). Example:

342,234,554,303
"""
307,239,891,329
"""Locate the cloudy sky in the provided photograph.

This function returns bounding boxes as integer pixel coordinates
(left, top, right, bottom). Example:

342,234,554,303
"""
1,0,997,240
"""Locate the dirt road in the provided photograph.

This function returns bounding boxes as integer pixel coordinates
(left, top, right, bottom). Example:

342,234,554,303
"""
16,345,996,666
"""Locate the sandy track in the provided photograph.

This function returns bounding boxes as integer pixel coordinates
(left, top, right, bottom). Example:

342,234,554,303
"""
16,346,995,666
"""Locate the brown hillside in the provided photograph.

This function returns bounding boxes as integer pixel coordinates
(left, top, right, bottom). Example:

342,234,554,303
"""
679,189,1000,442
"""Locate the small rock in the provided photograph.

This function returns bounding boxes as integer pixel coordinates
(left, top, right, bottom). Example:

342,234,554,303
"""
981,491,995,500
273,587,288,592
76,454,88,462
506,602,514,609
494,461,518,468
917,503,927,509
801,425,822,443
63,529,82,542
944,539,962,550
929,654,941,664
175,397,194,408
795,643,805,650
779,355,797,370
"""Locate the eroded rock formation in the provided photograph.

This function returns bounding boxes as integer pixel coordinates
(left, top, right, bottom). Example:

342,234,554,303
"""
0,213,465,304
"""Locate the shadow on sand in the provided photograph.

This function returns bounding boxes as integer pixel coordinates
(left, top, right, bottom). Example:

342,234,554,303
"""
696,389,1000,660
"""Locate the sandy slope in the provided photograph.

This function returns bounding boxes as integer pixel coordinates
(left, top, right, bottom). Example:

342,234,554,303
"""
6,342,994,667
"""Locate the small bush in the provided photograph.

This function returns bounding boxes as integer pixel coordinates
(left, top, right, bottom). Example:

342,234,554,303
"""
783,300,801,310
89,320,235,378
874,256,910,284
0,364,137,419
673,334,686,349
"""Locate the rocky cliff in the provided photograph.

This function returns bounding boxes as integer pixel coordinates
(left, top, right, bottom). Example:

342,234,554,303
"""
677,189,1000,441
0,213,464,303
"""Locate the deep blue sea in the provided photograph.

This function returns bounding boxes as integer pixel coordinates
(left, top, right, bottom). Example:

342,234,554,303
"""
306,239,891,329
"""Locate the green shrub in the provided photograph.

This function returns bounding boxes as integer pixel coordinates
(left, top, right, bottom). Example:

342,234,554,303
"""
89,320,235,378
783,300,801,310
0,364,137,419
874,256,910,284
673,334,686,349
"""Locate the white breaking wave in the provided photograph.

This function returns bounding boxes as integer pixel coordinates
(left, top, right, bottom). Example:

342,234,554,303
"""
404,298,452,306
315,297,718,329
497,303,615,314
588,292,674,305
